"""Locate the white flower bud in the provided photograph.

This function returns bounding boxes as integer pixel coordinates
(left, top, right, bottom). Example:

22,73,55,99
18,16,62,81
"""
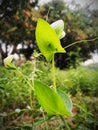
4,55,16,69
51,20,66,39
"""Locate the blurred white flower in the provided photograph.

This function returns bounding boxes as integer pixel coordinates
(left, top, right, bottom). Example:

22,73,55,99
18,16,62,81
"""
4,55,16,69
51,20,66,39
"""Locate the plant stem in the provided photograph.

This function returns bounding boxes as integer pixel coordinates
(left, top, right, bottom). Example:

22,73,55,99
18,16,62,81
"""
64,37,98,49
16,68,33,107
31,59,36,88
60,116,71,130
41,108,48,130
52,54,56,91
16,68,33,90
46,7,51,21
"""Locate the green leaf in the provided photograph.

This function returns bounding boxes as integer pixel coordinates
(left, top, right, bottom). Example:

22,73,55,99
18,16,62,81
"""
57,89,73,114
35,18,65,62
34,80,71,116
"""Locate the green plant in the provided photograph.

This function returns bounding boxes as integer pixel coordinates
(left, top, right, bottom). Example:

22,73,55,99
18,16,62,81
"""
35,18,72,115
3,18,98,129
3,18,73,129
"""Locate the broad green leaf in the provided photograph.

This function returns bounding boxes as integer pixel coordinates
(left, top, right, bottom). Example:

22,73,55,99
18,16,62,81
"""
57,89,73,114
35,18,65,62
34,80,71,116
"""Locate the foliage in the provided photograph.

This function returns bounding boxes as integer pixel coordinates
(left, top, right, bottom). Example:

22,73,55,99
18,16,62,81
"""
0,18,74,130
0,0,40,62
0,61,98,129
0,62,33,112
0,0,98,128
36,18,65,62
34,80,72,116
36,61,98,97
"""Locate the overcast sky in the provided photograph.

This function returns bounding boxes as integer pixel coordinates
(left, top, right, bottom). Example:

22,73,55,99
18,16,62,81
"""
38,0,98,10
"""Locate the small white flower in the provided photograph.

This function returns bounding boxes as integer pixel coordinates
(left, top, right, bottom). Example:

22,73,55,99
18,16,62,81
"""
15,108,21,113
4,55,16,69
51,20,66,39
26,105,31,109
4,55,14,67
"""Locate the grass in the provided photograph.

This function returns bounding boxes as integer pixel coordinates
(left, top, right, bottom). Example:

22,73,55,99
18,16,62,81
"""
0,60,98,129
37,61,98,96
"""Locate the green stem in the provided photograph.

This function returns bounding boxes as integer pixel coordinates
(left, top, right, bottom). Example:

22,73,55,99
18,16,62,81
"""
46,7,51,21
52,54,56,91
64,37,98,49
41,108,48,130
60,116,71,130
16,68,33,90
16,68,33,107
32,59,36,88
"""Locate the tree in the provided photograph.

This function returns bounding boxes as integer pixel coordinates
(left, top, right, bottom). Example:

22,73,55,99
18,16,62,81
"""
0,0,40,63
